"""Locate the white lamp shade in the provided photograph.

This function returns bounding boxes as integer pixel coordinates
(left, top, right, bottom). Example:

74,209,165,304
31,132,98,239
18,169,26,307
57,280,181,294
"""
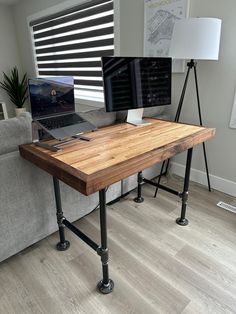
169,18,222,60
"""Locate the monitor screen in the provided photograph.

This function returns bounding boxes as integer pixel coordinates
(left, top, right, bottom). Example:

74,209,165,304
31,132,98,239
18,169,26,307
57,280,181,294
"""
102,57,171,112
28,77,75,119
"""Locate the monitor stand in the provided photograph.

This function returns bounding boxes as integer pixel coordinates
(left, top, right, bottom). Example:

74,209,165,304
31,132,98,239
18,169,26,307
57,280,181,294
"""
126,108,150,126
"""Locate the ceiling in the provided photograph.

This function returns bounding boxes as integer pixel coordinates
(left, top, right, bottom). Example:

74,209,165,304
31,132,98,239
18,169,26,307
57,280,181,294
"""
0,0,20,4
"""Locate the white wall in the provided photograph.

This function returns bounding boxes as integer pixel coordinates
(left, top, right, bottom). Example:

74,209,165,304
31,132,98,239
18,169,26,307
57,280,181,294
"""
0,4,22,117
119,0,144,56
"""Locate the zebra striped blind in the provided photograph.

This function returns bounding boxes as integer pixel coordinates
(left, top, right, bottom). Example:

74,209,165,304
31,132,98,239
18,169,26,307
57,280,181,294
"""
30,0,114,103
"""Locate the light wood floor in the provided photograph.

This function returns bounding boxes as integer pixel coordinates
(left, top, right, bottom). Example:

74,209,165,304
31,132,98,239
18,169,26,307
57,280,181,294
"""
1,175,236,314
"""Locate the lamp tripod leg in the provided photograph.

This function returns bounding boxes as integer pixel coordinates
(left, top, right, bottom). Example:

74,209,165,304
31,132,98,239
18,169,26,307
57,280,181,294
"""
154,161,166,198
193,65,212,192
154,63,192,198
174,62,192,122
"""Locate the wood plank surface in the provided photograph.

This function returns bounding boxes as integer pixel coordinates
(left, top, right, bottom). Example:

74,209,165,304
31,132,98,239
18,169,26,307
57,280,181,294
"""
1,177,236,314
19,119,215,195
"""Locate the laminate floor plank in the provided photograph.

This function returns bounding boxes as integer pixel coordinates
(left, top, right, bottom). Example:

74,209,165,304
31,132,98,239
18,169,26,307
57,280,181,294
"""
107,199,186,257
72,219,189,314
69,251,161,314
0,262,46,314
82,209,236,314
175,245,236,297
168,206,236,271
141,182,236,271
0,175,236,314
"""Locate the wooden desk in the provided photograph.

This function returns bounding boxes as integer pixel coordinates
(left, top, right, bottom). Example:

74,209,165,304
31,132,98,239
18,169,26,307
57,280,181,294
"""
19,118,215,294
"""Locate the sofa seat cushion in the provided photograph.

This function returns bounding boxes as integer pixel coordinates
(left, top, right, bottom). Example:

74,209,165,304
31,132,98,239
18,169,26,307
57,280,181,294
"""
143,106,167,117
0,112,32,155
116,106,168,122
79,108,116,128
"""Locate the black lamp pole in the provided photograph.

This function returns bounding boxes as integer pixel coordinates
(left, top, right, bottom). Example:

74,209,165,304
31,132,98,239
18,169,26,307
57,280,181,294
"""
154,59,212,198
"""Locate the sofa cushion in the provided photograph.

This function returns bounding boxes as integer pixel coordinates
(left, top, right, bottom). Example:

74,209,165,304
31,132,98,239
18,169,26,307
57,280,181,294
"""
0,112,32,155
143,105,167,117
79,108,116,128
116,106,167,122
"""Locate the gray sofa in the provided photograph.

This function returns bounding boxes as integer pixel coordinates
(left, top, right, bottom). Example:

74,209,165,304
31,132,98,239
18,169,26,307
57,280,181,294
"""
0,108,167,262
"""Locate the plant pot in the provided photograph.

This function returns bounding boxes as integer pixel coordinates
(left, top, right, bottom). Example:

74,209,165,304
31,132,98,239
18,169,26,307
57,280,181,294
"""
15,107,26,116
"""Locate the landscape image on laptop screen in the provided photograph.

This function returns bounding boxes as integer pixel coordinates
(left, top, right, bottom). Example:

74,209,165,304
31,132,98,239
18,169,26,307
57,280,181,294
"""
28,77,75,118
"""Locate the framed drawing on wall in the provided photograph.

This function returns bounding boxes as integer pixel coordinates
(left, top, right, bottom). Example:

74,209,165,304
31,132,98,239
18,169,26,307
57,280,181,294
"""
144,0,189,73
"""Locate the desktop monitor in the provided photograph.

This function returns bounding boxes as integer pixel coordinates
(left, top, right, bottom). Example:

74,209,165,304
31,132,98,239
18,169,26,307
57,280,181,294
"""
101,57,172,116
28,77,74,119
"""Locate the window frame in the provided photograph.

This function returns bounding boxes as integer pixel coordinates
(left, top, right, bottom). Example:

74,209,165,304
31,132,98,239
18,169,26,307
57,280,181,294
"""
27,0,120,108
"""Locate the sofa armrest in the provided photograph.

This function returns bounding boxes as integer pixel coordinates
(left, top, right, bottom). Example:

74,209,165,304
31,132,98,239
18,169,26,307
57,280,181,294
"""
0,112,32,155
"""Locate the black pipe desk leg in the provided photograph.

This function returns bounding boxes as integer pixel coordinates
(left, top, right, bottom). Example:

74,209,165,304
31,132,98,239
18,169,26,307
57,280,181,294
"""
134,171,144,203
176,148,193,226
97,189,114,294
53,177,70,251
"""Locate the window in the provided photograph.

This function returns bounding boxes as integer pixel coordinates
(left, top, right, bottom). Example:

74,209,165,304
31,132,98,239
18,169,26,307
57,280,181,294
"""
29,0,114,103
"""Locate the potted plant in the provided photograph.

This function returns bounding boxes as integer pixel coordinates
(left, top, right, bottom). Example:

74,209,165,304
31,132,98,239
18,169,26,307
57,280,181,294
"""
0,66,28,116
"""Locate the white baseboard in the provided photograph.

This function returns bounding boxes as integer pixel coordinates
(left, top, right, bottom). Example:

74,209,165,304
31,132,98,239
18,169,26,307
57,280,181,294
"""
170,162,236,198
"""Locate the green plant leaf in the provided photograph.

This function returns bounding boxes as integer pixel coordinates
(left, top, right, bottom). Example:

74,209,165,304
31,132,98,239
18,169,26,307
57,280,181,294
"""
0,66,28,108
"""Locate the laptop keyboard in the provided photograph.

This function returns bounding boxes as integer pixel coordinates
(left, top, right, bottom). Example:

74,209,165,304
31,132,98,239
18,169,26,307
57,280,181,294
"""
39,114,85,130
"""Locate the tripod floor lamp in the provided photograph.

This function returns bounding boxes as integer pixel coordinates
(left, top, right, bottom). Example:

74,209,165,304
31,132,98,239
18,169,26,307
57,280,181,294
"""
154,17,222,197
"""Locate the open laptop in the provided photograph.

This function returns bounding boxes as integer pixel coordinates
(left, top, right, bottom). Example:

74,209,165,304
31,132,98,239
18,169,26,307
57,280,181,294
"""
28,77,96,140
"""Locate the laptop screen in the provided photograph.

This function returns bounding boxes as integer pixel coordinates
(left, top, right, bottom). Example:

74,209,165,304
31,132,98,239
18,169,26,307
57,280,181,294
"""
28,77,75,119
